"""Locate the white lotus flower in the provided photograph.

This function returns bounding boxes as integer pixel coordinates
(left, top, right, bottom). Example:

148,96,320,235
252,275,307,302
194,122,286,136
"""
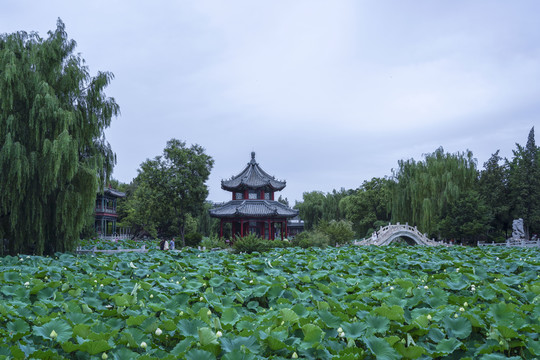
129,262,137,269
339,331,346,338
424,286,429,290
140,341,147,349
216,331,223,338
24,282,30,286
155,328,162,336
337,327,343,333
459,307,465,312
390,286,394,290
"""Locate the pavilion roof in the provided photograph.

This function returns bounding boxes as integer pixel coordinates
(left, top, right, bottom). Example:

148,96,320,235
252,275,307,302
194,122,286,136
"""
104,188,125,198
209,200,299,219
221,152,286,192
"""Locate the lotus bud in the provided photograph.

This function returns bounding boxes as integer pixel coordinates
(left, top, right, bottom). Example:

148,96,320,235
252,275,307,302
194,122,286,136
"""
150,294,154,299
216,331,223,338
140,341,147,349
424,286,429,290
427,314,432,320
459,307,465,312
463,302,468,307
155,328,162,336
50,330,58,338
337,327,343,333
102,353,108,360
454,313,459,318
292,352,298,359
390,286,394,290
339,331,345,338
207,310,212,316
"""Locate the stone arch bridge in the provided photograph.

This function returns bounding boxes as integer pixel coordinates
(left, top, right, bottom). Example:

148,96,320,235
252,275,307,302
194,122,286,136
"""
354,223,446,246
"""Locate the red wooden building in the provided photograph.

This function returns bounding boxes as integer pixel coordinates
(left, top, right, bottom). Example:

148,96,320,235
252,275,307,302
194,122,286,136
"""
210,152,298,240
94,187,125,238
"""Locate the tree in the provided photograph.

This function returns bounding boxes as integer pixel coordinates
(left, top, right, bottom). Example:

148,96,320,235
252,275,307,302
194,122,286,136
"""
438,190,491,244
340,177,392,237
391,147,478,236
478,151,511,240
0,20,119,255
134,139,213,246
507,127,540,237
295,191,326,230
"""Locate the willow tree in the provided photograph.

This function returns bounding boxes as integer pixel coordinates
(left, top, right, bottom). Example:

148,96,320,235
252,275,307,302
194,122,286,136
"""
391,147,478,236
0,20,119,255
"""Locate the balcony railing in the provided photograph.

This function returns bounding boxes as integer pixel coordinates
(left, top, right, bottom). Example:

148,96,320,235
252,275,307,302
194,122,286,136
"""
95,207,117,214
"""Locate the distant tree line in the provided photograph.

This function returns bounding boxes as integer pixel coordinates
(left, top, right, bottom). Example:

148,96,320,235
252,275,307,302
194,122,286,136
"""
296,127,540,244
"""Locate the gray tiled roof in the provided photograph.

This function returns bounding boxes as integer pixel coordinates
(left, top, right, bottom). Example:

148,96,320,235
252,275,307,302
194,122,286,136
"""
104,188,125,198
221,152,286,191
209,200,299,219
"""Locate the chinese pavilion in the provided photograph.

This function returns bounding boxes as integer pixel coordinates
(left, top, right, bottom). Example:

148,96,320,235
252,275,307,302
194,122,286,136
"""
210,152,299,240
95,186,125,238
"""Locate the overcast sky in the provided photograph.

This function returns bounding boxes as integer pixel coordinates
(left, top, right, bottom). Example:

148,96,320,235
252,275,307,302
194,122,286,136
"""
2,1,539,203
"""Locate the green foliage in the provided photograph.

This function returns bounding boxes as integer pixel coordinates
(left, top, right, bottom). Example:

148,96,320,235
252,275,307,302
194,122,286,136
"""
340,177,392,237
391,147,478,236
507,127,540,236
77,238,157,250
296,189,352,231
232,234,272,253
293,231,329,248
317,220,355,246
200,236,228,249
184,232,203,247
0,20,119,255
438,190,491,244
478,151,511,241
296,191,326,230
131,139,214,245
0,246,539,358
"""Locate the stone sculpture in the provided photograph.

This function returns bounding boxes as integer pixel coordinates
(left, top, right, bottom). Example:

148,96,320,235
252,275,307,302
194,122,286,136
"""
511,218,525,240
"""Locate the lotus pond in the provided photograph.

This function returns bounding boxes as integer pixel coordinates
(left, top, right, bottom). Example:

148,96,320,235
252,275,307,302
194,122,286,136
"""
0,245,539,359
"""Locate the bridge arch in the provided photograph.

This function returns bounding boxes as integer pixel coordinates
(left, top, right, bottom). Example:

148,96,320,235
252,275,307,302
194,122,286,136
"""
355,223,444,246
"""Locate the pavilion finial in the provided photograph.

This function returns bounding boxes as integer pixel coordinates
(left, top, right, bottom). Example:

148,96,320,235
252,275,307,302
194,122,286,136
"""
251,151,256,160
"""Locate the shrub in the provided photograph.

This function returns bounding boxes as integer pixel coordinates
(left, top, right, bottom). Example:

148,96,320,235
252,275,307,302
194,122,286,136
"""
291,231,329,248
200,235,229,249
232,234,272,254
318,220,355,246
184,232,203,247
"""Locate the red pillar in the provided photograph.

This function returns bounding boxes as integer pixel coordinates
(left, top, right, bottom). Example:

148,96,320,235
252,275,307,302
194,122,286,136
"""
240,221,244,238
281,221,284,241
220,219,223,238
